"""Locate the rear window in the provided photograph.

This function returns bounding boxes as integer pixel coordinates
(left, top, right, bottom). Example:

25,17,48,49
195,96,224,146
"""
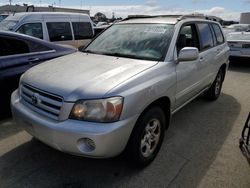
212,24,224,45
72,22,93,40
197,23,214,51
46,22,73,42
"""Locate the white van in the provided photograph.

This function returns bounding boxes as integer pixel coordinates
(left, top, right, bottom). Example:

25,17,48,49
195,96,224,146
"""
0,12,94,48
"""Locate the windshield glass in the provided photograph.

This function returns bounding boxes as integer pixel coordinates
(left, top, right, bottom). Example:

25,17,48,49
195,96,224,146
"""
0,15,8,22
85,23,175,61
0,20,18,31
227,33,250,41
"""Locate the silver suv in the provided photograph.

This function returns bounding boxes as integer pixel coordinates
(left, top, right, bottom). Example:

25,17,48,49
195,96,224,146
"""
11,16,229,166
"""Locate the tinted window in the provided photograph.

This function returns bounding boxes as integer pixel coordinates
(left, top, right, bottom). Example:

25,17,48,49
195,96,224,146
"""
0,37,29,56
28,41,52,53
212,24,224,45
46,22,72,42
17,23,43,39
72,22,93,40
197,23,214,51
177,24,200,53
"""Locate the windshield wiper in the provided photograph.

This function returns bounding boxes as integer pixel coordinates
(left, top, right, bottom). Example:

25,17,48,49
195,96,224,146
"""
102,52,160,61
83,49,97,54
102,52,137,58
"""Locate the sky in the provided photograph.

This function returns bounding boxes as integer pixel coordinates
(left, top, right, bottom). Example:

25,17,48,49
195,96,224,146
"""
1,0,250,20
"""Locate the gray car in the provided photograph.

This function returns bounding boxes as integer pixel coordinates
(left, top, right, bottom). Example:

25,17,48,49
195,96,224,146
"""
11,16,230,166
227,32,250,61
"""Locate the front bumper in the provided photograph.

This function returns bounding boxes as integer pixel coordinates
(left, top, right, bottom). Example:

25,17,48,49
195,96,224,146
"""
11,90,138,158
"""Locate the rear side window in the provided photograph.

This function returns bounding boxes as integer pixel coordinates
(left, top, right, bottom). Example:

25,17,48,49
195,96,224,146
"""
197,23,214,51
0,37,29,56
28,41,52,53
46,22,73,42
212,24,224,45
17,23,43,39
72,22,93,40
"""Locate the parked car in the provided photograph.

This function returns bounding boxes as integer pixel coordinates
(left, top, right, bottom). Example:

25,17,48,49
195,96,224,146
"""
0,31,76,116
11,16,229,166
0,12,94,48
227,32,250,61
223,24,250,35
239,112,250,165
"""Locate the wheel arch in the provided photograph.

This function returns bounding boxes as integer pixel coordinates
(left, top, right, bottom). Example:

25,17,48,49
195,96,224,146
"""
220,63,227,81
136,96,172,130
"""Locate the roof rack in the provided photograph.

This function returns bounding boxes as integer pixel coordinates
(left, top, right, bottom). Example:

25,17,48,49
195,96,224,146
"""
123,14,220,22
178,14,210,21
123,14,182,21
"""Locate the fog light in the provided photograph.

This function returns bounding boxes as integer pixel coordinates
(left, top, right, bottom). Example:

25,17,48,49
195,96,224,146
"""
77,138,96,153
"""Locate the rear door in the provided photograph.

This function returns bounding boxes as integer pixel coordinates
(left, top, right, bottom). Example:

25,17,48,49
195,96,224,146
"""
72,21,93,48
196,22,217,88
45,15,75,47
209,23,227,82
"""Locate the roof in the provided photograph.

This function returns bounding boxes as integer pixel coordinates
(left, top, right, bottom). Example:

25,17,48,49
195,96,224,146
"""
5,12,90,21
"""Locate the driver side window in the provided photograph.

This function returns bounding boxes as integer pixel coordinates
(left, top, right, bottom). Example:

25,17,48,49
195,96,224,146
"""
176,24,200,54
17,23,43,39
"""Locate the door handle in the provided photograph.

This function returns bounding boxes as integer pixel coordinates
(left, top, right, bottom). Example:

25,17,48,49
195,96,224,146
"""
199,57,204,62
216,49,221,54
28,58,40,64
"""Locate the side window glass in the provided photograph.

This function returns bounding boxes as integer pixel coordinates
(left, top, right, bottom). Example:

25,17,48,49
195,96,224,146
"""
212,24,224,45
27,41,52,53
46,22,73,42
0,37,29,56
197,23,214,51
177,24,200,53
72,22,93,40
17,23,43,39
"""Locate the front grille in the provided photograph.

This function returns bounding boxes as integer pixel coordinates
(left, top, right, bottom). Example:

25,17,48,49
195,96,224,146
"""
20,84,63,120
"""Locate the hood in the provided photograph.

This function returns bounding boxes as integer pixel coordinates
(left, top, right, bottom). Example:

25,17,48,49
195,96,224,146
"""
22,52,158,101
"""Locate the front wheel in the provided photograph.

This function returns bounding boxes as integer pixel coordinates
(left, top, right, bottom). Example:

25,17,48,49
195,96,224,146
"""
204,69,224,100
126,107,166,167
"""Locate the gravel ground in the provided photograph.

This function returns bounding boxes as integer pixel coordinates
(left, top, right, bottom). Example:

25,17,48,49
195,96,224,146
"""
0,62,249,188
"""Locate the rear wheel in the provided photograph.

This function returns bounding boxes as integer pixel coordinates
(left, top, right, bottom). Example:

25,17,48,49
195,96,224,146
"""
126,107,166,167
204,69,224,100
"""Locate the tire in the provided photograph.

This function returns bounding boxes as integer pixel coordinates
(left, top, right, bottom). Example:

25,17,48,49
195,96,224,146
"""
126,107,166,167
204,69,224,100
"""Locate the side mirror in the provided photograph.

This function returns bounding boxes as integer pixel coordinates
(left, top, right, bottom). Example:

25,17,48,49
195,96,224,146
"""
178,47,199,62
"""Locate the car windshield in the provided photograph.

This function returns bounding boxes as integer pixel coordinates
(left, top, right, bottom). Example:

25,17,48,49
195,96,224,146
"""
0,20,18,31
84,23,175,61
227,33,250,41
0,15,8,22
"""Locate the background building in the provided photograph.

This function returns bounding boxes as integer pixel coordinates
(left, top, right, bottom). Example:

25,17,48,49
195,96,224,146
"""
240,12,250,24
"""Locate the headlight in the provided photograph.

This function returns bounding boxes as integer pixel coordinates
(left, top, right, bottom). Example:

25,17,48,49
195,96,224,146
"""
69,97,123,122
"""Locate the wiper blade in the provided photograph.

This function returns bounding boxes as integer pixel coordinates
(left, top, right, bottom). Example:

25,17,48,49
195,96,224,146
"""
101,52,144,59
84,49,97,54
